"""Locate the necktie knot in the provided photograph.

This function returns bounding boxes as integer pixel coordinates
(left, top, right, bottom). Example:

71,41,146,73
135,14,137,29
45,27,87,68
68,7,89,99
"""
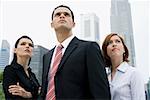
57,44,63,51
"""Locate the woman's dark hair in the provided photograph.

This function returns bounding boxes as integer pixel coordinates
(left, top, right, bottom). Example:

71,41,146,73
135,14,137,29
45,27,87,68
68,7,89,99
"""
11,35,34,65
51,5,74,22
102,33,129,67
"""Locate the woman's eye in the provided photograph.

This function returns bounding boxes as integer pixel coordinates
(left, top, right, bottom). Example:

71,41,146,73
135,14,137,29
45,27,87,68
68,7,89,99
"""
116,40,121,43
108,41,113,45
29,43,33,47
20,42,26,45
20,42,33,47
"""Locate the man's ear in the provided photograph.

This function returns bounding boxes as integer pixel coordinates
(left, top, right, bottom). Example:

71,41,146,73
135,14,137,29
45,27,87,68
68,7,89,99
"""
72,22,75,27
51,22,53,28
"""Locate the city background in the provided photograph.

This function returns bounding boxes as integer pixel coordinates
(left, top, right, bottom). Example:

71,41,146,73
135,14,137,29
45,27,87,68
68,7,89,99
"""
0,0,149,98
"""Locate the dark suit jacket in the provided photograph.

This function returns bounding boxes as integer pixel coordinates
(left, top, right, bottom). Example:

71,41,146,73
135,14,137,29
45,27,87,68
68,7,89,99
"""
41,37,111,100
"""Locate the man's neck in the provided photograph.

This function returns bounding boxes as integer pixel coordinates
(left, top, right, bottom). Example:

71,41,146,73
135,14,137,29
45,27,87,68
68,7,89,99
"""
56,30,72,43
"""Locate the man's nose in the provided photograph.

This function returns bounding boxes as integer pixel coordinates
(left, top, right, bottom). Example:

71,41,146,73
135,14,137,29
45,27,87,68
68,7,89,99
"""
60,13,65,18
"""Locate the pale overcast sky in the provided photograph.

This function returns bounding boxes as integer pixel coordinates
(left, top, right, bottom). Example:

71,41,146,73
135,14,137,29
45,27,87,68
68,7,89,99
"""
0,0,149,83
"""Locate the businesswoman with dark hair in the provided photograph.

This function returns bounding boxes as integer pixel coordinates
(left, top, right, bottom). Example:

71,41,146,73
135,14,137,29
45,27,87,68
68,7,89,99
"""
3,35,40,99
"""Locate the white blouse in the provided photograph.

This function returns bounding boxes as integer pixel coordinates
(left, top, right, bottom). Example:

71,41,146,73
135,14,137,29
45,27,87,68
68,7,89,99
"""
108,62,146,100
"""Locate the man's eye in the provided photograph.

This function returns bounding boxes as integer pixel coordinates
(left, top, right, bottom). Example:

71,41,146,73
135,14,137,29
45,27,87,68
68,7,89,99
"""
55,13,61,16
64,12,70,16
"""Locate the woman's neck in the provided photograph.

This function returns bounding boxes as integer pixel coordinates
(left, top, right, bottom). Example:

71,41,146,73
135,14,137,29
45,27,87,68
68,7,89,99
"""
111,56,123,72
110,57,123,81
17,57,29,70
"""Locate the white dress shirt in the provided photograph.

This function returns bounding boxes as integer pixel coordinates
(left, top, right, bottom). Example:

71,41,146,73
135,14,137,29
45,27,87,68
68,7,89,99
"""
50,35,75,70
108,62,146,100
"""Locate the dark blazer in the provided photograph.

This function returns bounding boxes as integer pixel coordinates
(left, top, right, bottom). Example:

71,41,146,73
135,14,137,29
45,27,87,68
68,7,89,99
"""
41,37,111,99
3,62,40,100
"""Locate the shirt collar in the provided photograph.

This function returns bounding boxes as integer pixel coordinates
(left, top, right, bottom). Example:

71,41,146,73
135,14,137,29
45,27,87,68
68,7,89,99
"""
56,35,75,49
117,61,129,73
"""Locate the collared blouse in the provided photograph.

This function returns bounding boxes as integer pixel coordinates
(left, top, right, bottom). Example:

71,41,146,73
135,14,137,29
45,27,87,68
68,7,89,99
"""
108,62,146,100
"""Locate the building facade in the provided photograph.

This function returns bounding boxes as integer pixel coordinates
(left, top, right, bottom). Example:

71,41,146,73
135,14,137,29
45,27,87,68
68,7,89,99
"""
29,45,49,84
0,40,10,70
110,0,136,66
80,13,100,42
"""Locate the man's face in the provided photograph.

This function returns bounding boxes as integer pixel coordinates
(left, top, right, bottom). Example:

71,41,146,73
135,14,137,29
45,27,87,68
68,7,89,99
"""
51,7,75,31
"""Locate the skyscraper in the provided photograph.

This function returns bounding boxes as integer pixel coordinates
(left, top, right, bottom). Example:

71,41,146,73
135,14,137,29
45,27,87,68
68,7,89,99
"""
0,40,10,70
147,78,150,100
80,13,100,42
110,0,136,66
29,45,49,84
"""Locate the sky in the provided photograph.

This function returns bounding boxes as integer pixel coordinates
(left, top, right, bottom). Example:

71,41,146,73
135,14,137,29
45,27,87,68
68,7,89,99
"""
0,0,149,83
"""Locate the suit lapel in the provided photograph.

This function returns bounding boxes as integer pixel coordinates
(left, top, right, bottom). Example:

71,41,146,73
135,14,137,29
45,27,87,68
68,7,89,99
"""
57,37,79,72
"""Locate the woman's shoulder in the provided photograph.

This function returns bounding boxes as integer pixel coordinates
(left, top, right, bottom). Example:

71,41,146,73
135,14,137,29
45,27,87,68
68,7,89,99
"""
122,62,142,75
3,64,17,80
3,63,21,74
3,65,16,74
126,64,143,79
123,62,136,70
127,64,139,72
5,64,11,67
4,65,13,71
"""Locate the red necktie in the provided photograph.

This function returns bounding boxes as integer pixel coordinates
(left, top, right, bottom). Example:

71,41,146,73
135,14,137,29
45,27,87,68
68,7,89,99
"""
46,44,63,100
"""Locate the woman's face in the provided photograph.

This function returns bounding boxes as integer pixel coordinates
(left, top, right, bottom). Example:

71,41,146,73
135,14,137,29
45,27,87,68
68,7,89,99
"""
106,35,125,59
14,38,34,58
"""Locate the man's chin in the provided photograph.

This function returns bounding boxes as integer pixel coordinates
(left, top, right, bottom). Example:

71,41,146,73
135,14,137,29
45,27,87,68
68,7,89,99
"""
56,26,69,31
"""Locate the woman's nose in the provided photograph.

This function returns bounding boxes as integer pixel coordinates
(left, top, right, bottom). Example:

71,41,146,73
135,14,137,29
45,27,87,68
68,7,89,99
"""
112,42,117,47
25,44,30,47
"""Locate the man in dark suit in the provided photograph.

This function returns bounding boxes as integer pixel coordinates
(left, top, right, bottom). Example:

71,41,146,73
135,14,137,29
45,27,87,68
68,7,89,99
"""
41,5,111,100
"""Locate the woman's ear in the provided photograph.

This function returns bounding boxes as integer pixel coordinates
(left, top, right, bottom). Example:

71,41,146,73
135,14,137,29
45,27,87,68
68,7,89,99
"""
14,48,17,54
123,50,125,53
51,22,53,28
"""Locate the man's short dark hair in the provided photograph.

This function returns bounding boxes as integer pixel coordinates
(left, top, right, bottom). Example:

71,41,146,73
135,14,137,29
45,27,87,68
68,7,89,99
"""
51,5,74,22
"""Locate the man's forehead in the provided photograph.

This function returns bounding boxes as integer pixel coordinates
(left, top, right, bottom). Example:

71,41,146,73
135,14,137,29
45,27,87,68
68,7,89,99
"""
54,7,71,14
